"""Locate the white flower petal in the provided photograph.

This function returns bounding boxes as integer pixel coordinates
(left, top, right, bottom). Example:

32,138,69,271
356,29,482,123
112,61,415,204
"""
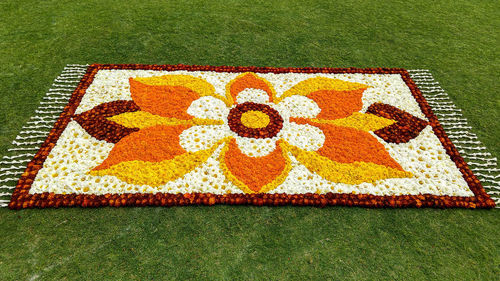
280,122,325,151
277,95,320,118
179,125,229,152
236,88,269,104
187,96,228,120
235,136,278,157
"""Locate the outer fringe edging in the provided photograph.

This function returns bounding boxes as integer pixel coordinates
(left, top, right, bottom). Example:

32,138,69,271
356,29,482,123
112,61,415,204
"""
408,69,500,207
0,64,88,207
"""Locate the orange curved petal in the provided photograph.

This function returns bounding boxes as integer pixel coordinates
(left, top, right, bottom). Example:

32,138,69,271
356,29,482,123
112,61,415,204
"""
308,89,364,120
281,78,368,120
93,125,190,171
130,78,200,119
292,118,404,171
226,73,276,105
220,138,290,193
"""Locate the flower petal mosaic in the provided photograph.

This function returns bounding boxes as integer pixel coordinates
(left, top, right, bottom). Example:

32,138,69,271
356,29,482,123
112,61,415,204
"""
8,64,495,209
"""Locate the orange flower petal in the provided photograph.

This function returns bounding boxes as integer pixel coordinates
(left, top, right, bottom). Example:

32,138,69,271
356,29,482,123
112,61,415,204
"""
220,138,290,193
281,78,368,120
308,89,364,120
92,125,190,171
130,78,200,119
226,73,276,105
292,118,404,171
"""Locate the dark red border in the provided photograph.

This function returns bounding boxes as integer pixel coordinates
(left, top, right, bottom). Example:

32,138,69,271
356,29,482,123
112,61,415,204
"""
8,64,495,209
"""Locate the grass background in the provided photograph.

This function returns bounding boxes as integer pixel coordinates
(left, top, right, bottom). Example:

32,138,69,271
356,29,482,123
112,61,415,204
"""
0,0,498,280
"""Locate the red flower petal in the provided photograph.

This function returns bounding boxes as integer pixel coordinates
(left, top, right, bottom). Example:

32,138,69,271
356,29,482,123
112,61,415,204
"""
366,103,428,143
73,100,140,143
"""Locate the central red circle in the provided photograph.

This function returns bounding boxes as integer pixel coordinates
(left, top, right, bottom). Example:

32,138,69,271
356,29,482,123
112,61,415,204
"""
227,102,283,139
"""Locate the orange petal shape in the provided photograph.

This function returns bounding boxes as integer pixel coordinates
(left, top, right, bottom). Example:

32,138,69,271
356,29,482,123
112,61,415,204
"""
308,89,365,120
226,73,276,105
92,125,190,171
281,78,368,120
220,138,290,193
292,118,404,171
130,78,200,119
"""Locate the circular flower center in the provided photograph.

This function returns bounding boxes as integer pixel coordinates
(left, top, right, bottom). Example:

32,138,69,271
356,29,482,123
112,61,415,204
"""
227,102,283,139
240,110,270,128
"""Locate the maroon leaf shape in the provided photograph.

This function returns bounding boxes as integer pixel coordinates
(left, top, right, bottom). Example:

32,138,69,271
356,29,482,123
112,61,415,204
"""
73,100,140,143
366,103,428,143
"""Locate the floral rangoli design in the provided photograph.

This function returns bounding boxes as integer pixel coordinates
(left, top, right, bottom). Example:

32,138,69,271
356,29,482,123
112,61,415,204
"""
8,64,495,209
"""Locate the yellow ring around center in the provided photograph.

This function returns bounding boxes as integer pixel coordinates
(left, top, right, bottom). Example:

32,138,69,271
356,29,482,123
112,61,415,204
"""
240,110,271,128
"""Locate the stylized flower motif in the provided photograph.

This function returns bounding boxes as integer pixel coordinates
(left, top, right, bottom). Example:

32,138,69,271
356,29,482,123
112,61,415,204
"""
90,73,412,193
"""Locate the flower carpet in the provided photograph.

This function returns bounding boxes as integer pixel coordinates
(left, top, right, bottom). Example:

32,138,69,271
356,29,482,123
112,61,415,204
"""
2,64,499,209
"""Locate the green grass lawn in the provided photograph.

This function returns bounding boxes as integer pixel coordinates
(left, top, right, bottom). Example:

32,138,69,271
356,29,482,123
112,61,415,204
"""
0,0,499,280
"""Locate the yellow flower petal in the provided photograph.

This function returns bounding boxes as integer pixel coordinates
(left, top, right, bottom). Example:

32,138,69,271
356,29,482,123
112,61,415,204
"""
278,77,368,102
309,112,395,131
90,143,220,186
108,111,223,129
133,74,229,103
285,142,412,184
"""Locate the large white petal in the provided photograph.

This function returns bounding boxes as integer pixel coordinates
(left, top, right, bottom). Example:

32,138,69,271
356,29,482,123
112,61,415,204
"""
179,125,229,152
236,88,270,104
277,95,320,118
187,96,228,120
280,122,325,151
235,136,278,157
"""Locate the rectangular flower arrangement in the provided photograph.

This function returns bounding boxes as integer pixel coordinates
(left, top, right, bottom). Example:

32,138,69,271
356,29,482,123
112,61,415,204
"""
8,64,496,209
